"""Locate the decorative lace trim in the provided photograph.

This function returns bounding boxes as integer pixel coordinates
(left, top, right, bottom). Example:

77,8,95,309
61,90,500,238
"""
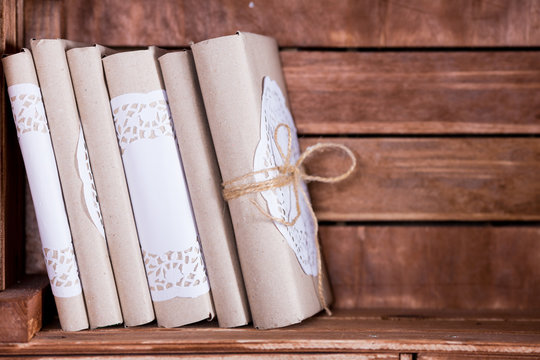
111,90,174,154
143,242,210,301
8,84,48,137
43,246,82,297
253,77,318,276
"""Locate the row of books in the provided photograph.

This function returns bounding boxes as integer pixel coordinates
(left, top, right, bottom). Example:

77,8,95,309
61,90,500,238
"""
3,32,332,331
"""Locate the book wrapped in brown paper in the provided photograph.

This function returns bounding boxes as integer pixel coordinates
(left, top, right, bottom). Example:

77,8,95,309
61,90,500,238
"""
158,50,251,328
102,47,215,328
2,49,89,331
30,39,123,329
66,45,155,327
191,32,334,329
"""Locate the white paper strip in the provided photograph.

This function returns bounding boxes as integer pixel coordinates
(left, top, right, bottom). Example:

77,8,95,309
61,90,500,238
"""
9,83,83,298
253,77,318,276
110,90,210,301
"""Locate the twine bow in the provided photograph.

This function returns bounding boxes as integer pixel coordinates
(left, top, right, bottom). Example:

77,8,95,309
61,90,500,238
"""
222,123,356,316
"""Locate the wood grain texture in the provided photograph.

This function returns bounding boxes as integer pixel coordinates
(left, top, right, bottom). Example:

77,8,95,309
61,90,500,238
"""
0,275,48,342
11,355,540,360
1,0,25,290
284,51,540,135
1,310,538,356
420,355,540,360
23,0,63,47
15,355,397,360
59,0,540,47
300,138,540,221
320,226,540,311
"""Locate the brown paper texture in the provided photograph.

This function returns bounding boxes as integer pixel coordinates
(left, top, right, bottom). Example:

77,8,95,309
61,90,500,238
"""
30,39,123,329
159,50,251,328
192,32,332,329
67,45,155,327
2,49,89,332
103,48,215,328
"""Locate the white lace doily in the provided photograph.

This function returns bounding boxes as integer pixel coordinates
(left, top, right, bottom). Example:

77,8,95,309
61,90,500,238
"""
253,77,318,276
110,89,210,300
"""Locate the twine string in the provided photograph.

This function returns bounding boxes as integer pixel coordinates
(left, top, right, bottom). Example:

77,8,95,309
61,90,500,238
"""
222,123,356,316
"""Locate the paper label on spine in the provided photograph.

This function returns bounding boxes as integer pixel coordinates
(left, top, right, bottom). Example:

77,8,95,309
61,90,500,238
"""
111,90,210,301
253,77,318,276
8,83,82,297
76,128,105,238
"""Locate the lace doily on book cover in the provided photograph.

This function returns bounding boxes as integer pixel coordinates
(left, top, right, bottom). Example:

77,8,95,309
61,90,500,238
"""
110,89,210,300
9,84,49,137
143,242,210,301
253,77,318,276
111,90,174,155
43,246,82,297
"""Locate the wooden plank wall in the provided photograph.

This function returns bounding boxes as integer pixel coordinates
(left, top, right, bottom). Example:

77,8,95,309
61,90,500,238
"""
60,0,540,47
20,0,540,313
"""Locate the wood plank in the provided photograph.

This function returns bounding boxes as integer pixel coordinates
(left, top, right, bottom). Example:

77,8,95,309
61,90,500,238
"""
23,0,63,47
283,51,540,135
0,275,49,342
300,138,540,221
1,310,538,356
320,226,540,311
60,0,540,47
419,355,540,360
383,0,540,47
15,355,397,360
1,0,25,290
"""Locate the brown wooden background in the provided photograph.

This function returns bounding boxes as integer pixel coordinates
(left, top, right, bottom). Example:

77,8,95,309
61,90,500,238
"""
4,0,540,315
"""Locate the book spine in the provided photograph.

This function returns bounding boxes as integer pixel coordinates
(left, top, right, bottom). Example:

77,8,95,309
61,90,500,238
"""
67,46,155,327
2,49,89,331
30,39,123,329
158,50,250,328
102,48,215,328
192,32,332,329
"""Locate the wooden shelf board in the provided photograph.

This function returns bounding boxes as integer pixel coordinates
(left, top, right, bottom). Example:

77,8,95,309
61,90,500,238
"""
1,309,538,356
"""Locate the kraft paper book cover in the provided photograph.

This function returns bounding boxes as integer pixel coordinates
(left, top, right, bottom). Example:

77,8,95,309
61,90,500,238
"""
67,45,155,327
30,39,123,329
2,49,89,332
192,32,333,329
159,50,251,328
103,47,215,328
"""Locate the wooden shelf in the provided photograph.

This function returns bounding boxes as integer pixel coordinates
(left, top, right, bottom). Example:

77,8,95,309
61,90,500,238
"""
1,309,539,358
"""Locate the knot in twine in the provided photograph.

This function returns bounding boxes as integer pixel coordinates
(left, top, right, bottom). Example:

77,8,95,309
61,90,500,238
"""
222,123,356,316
